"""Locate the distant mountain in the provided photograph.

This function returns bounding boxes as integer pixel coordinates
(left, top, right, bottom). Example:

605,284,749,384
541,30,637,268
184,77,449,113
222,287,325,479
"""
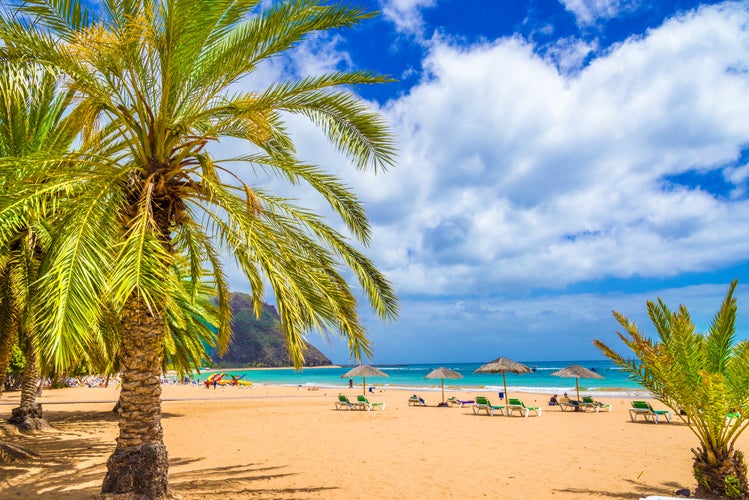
209,293,333,367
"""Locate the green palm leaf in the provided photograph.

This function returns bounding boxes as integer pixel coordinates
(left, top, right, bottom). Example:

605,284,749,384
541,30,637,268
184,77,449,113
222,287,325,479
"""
595,280,749,497
1,1,398,494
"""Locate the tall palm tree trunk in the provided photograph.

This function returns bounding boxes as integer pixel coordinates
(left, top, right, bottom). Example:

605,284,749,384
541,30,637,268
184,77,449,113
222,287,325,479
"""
8,338,44,431
101,297,168,498
19,344,38,406
693,446,749,498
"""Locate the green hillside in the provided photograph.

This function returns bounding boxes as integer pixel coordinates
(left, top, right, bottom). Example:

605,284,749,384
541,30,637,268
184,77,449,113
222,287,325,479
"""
209,293,332,367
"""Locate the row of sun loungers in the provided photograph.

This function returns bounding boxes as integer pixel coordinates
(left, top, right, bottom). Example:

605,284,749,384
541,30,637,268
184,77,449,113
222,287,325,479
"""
336,395,694,426
629,401,746,426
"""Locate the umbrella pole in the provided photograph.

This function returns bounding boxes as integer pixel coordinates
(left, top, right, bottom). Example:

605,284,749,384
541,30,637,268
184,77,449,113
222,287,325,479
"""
441,379,445,404
503,372,508,412
575,378,580,412
363,376,366,396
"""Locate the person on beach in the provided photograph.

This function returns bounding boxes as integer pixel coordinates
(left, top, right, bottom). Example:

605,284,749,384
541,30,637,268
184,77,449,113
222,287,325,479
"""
349,378,353,388
563,392,579,409
549,394,558,406
213,379,218,389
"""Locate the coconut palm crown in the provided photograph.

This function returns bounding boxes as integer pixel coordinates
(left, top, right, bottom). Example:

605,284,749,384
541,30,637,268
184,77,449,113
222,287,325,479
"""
0,0,398,497
595,280,749,498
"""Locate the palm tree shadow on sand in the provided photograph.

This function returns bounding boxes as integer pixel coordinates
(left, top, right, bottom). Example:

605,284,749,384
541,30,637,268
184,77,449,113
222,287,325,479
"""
0,409,339,498
555,479,691,499
0,418,114,498
168,462,339,498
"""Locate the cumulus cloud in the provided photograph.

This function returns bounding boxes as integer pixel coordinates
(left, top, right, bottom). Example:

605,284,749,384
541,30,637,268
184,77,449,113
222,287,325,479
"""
232,2,749,297
725,163,749,199
559,0,641,26
361,2,749,297
379,0,436,39
543,36,598,74
217,2,749,362
319,281,749,363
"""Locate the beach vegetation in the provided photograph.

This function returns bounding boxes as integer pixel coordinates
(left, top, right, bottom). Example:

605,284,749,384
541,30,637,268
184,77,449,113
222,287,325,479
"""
0,61,80,431
3,342,25,391
595,280,749,498
0,0,397,497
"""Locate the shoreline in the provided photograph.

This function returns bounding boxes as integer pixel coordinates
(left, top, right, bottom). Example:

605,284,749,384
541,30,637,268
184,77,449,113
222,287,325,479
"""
268,382,650,398
191,364,343,373
0,380,651,405
164,361,645,398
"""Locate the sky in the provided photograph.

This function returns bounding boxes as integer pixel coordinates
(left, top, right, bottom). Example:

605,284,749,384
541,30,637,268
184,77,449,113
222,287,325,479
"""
221,0,749,364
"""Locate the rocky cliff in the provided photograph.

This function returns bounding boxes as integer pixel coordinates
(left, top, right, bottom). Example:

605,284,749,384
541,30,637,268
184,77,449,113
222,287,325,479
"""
209,293,332,367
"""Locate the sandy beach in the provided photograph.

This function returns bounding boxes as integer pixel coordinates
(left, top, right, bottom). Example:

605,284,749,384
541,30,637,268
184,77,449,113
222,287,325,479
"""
1,383,740,499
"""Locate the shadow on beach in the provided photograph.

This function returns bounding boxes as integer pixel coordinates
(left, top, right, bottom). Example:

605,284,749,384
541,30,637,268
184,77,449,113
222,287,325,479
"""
556,479,689,499
169,462,339,499
0,409,339,499
0,412,113,498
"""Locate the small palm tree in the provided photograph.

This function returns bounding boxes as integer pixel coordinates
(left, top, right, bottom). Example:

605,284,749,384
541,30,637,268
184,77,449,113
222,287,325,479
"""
595,280,749,498
0,61,78,430
1,0,398,497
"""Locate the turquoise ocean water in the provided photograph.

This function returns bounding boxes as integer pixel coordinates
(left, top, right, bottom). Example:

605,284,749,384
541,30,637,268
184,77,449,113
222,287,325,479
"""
192,359,649,398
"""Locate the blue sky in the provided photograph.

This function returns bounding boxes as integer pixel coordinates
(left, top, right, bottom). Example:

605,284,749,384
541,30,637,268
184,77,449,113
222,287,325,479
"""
223,0,749,364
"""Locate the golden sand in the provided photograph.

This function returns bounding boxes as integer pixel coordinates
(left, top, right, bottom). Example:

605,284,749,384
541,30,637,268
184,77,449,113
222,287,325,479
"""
1,383,739,499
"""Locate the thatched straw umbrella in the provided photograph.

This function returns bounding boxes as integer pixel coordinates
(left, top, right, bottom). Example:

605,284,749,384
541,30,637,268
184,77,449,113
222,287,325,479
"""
551,364,604,407
425,367,463,406
474,357,531,403
341,364,388,395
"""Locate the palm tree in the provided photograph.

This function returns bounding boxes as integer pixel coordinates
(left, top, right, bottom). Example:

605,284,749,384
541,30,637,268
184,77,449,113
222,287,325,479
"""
4,220,49,431
0,61,78,430
0,1,398,497
595,280,749,498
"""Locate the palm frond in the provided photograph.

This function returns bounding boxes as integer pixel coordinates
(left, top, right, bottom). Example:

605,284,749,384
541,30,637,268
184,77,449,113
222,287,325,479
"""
186,0,373,96
705,280,738,373
10,0,95,37
35,175,124,371
109,184,177,316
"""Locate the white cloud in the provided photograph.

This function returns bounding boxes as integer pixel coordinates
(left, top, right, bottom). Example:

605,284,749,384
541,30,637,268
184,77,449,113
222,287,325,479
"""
256,2,749,300
544,36,598,74
214,2,749,362
559,0,640,26
224,3,749,296
364,2,749,296
379,0,436,39
725,163,749,198
318,282,749,363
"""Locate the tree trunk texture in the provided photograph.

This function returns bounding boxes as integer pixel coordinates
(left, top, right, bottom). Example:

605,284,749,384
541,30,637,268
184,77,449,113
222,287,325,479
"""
8,343,44,432
693,446,749,499
101,298,169,499
0,322,15,395
0,263,18,395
